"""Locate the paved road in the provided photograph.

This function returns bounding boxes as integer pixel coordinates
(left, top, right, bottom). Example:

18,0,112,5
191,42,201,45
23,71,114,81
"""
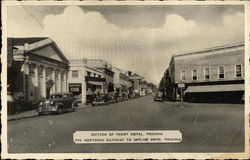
8,95,244,153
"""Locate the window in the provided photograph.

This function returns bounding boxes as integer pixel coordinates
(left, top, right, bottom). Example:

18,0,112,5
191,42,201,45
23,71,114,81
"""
192,69,197,80
87,71,91,77
181,70,186,81
204,68,209,80
72,70,78,78
236,65,242,77
218,66,224,79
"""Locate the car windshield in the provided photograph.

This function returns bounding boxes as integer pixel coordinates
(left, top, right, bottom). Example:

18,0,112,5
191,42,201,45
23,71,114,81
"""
50,94,63,99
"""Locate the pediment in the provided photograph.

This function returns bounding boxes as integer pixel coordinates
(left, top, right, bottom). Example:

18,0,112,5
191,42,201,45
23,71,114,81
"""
30,44,68,64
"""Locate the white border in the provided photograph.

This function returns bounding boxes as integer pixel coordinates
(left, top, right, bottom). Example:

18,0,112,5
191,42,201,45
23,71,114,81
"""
1,1,250,159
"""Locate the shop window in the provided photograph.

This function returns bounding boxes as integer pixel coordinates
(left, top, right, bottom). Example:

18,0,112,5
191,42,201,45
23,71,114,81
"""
192,69,197,80
218,66,225,79
204,68,209,80
236,65,242,77
181,70,186,81
72,70,78,78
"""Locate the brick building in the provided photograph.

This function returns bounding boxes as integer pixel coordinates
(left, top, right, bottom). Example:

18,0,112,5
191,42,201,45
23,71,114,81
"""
165,42,244,103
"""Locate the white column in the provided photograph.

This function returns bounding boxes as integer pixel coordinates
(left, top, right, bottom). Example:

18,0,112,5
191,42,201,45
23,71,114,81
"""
51,69,55,94
21,61,29,102
64,71,67,92
42,66,46,98
58,70,62,93
82,69,86,104
54,70,57,93
34,65,39,100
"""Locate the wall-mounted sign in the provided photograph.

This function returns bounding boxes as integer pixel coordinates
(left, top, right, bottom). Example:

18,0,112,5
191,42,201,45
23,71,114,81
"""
178,83,185,88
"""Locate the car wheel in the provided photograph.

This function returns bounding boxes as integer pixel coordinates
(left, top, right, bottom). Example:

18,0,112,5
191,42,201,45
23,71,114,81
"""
72,102,77,112
57,108,63,115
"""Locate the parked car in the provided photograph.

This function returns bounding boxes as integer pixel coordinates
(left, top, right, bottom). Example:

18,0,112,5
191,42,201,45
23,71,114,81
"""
154,91,164,102
74,94,82,104
92,93,110,106
37,92,78,115
108,92,119,103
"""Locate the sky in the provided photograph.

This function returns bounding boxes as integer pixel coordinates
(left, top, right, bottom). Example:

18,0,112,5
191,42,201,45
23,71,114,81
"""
7,5,245,84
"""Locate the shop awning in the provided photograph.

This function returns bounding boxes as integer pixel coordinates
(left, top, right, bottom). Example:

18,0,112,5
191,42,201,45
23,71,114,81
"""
88,81,104,86
185,84,244,93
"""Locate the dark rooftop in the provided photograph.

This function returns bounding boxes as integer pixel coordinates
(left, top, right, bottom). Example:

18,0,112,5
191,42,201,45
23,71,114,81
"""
8,37,48,46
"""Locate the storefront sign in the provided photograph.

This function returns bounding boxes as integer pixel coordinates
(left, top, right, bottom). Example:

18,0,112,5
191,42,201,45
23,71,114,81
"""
178,83,185,88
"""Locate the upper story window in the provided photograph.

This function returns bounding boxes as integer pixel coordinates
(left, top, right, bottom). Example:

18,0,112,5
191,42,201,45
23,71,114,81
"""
87,71,91,77
192,69,197,80
181,70,186,81
218,66,225,79
72,70,78,78
236,64,242,78
204,68,210,80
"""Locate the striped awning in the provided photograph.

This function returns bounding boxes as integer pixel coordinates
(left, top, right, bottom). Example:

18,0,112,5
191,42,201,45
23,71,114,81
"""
185,84,244,93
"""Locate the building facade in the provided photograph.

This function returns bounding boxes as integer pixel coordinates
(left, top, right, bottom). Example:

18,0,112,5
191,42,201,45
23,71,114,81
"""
85,59,115,93
8,37,70,106
112,67,130,95
68,59,105,104
129,73,144,95
166,42,244,103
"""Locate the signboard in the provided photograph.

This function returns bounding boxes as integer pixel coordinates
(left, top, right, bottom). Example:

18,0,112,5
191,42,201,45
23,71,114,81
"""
69,83,82,94
178,83,185,88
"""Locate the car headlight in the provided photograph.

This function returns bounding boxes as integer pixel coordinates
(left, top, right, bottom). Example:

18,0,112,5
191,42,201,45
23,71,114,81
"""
50,101,54,105
39,102,43,105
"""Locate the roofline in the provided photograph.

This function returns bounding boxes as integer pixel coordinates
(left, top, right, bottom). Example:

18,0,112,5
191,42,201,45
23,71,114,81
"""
85,65,103,74
173,42,244,58
50,40,70,64
13,37,70,65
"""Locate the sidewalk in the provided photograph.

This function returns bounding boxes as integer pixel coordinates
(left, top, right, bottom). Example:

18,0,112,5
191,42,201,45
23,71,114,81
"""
8,103,89,121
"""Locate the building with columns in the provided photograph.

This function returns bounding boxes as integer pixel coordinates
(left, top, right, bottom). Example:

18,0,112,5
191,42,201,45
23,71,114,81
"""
7,37,70,106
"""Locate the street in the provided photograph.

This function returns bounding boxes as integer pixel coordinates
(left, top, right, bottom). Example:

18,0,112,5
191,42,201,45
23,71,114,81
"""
8,95,244,153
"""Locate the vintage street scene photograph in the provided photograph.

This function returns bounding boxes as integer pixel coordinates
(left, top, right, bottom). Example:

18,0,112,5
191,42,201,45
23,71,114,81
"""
3,2,248,157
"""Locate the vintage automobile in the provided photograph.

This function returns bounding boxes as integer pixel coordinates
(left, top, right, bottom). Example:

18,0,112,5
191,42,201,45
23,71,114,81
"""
154,91,164,102
92,93,110,106
37,92,78,115
108,92,119,103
